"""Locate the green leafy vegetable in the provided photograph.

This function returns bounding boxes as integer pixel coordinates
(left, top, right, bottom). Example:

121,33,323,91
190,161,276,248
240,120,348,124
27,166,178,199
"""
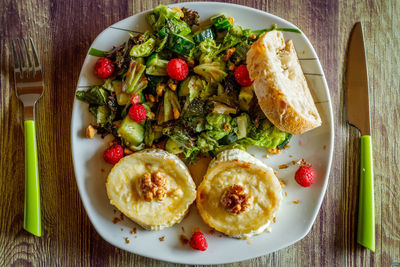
88,48,106,57
145,53,169,76
123,61,147,94
181,7,200,27
157,89,181,124
193,61,227,85
76,86,109,105
129,37,156,57
198,38,221,64
210,14,232,31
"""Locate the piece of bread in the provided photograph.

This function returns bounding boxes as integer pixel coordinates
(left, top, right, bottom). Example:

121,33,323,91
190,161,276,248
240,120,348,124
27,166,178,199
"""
246,30,321,135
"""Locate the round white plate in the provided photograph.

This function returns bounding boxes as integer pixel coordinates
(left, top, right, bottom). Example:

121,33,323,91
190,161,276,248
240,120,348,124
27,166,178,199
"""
71,2,334,265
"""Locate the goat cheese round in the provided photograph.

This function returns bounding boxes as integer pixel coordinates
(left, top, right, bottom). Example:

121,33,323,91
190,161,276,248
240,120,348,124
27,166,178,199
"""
196,149,282,238
106,149,196,231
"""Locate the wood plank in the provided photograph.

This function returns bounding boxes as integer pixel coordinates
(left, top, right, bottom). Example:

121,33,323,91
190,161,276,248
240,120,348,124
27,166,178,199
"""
0,0,399,266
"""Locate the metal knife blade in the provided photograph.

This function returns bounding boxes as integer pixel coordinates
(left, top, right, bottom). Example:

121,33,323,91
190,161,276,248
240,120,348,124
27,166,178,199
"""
346,22,370,135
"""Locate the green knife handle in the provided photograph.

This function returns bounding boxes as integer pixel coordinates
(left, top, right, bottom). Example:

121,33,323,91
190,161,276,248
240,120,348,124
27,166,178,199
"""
24,120,42,237
357,135,374,251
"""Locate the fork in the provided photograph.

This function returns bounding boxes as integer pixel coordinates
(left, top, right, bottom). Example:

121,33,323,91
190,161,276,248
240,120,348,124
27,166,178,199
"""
12,38,43,237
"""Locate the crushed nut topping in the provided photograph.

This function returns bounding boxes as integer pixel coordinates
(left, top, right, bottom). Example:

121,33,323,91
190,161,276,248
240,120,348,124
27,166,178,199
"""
172,108,180,119
220,184,250,215
168,80,178,91
140,172,168,202
156,83,166,96
223,47,236,62
86,124,97,139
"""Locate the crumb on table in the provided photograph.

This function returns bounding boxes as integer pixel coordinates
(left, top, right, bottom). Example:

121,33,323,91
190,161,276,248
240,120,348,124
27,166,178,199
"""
292,200,301,204
124,237,130,244
159,236,165,242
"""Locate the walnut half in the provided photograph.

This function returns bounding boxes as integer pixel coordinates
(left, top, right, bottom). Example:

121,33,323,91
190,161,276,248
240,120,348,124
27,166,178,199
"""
140,172,168,202
220,184,250,214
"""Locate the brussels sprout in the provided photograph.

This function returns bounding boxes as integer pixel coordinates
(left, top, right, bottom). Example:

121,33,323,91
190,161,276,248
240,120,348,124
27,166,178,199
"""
123,60,147,94
193,61,227,85
129,38,156,57
145,53,169,76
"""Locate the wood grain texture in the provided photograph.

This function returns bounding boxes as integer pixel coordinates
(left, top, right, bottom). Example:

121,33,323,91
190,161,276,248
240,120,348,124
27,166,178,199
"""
0,0,399,266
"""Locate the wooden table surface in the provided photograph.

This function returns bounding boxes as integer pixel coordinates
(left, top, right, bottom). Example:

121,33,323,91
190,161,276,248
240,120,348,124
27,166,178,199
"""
1,0,399,266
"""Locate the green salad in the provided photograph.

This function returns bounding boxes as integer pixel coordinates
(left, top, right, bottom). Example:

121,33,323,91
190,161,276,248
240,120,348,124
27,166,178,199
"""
76,5,300,164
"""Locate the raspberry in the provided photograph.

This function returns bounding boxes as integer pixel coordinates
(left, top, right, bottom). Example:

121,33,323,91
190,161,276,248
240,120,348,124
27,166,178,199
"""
294,166,315,187
189,232,208,251
166,58,189,81
234,64,253,87
131,94,140,105
94,57,114,79
129,104,147,123
103,144,123,165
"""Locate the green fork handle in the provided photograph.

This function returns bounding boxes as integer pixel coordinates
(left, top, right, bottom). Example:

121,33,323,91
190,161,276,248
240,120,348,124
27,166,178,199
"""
24,120,42,237
357,135,374,252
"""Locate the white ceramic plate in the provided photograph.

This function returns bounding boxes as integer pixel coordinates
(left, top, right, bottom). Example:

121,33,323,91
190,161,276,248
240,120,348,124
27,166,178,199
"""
71,2,334,265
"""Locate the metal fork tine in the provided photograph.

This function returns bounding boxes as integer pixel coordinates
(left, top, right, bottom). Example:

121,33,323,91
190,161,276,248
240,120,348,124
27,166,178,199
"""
17,39,27,77
29,38,41,69
11,40,23,79
23,38,34,77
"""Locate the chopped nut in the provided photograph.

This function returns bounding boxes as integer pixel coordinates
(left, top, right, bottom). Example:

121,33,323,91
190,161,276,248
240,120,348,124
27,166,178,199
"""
249,33,257,40
267,148,280,154
228,17,234,24
156,83,166,96
147,94,155,103
172,7,184,18
140,172,168,202
187,59,195,68
223,47,236,62
86,124,97,139
172,108,180,119
223,123,231,131
220,184,250,214
168,81,178,91
228,64,236,71
278,164,289,169
124,148,133,155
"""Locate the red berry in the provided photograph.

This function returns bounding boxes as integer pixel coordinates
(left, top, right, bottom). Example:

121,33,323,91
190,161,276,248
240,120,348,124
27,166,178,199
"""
94,57,114,79
128,104,147,123
189,232,208,251
103,144,123,165
131,94,140,105
166,58,189,81
234,64,253,87
295,166,315,187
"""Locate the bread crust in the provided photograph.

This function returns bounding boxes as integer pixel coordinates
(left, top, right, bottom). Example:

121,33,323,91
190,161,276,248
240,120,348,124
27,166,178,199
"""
246,31,321,135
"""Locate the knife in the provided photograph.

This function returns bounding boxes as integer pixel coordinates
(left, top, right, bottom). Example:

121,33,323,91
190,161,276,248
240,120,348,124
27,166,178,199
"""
345,22,375,252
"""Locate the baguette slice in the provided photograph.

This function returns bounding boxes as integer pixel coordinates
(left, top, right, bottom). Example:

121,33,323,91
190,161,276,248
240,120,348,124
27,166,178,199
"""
246,30,321,134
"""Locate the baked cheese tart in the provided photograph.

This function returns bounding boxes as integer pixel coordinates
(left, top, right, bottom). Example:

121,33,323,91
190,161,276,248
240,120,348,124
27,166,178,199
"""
196,149,282,238
106,149,196,230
